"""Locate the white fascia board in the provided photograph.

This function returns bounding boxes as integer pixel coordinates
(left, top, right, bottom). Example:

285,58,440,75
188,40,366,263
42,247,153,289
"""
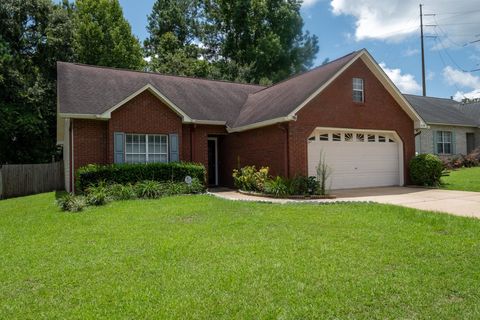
285,49,427,130
100,84,193,122
426,122,479,128
227,116,296,133
358,51,427,129
191,119,227,125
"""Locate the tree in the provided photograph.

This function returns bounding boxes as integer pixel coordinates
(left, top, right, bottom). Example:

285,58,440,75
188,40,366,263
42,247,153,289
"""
202,0,319,83
0,0,75,164
74,0,144,69
145,0,319,83
144,0,212,77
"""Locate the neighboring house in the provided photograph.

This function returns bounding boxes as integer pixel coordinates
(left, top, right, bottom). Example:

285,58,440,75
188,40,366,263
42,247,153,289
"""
57,49,426,192
404,95,480,156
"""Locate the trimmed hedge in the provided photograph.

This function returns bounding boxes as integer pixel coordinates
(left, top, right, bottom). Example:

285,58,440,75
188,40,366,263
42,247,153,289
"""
76,162,206,192
409,154,445,187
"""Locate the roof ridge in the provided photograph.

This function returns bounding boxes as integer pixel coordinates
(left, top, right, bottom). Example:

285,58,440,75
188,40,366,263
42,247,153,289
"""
403,93,458,102
245,50,360,96
57,61,266,89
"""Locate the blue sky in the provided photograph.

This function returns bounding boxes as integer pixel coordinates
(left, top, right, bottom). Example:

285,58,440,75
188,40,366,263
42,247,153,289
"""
119,0,480,100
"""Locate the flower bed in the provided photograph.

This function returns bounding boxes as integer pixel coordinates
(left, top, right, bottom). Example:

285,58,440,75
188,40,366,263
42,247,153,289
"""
238,189,336,200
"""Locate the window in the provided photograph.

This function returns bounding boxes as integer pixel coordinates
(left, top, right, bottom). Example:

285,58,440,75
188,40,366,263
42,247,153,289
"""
356,133,364,142
308,135,316,141
125,134,168,163
367,134,376,142
344,133,353,142
378,135,386,142
332,133,341,141
436,131,452,154
352,78,364,103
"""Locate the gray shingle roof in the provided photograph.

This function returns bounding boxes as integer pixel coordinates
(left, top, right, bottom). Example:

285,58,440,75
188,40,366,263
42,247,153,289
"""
57,51,360,128
404,94,478,127
57,62,264,125
233,51,359,127
455,102,480,126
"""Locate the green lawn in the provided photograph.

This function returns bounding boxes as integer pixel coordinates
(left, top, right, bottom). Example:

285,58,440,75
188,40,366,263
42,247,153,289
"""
1,193,480,319
442,167,480,192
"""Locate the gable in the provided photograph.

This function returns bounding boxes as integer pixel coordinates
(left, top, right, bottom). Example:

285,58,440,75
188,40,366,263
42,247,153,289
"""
296,58,415,129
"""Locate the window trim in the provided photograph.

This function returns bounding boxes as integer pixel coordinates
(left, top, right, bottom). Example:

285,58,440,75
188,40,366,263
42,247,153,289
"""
352,78,364,103
125,133,169,163
436,131,452,155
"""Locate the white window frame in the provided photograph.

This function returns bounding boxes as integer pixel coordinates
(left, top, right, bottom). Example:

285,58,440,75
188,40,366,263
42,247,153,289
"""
352,78,364,103
436,131,452,155
125,133,169,163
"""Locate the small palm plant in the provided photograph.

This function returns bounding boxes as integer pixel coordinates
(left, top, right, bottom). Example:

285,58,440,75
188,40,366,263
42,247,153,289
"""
316,150,332,195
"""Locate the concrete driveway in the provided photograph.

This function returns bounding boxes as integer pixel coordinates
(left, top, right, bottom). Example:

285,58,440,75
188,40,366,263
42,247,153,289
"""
334,187,480,218
209,187,480,218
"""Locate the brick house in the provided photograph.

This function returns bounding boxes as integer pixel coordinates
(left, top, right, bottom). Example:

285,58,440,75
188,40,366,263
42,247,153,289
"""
57,49,427,192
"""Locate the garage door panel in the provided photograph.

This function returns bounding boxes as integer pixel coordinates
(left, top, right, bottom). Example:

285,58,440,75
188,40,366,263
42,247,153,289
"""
307,130,401,190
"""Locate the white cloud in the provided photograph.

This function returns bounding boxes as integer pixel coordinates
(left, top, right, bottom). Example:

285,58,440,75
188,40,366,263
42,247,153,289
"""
403,48,419,57
303,0,321,7
443,66,480,88
330,0,480,44
453,89,480,102
379,62,421,94
426,70,435,81
443,66,480,101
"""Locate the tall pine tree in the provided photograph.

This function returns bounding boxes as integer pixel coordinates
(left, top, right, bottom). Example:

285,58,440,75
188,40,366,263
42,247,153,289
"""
74,0,144,69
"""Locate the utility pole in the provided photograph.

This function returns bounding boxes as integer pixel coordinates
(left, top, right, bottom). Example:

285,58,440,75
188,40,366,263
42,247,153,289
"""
420,4,426,96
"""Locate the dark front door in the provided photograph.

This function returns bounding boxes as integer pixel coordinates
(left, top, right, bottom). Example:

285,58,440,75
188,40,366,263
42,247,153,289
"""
467,133,475,154
207,138,218,186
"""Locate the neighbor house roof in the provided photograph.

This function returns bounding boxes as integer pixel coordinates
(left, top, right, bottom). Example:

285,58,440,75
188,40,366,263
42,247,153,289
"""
404,94,479,127
455,102,480,126
58,49,425,131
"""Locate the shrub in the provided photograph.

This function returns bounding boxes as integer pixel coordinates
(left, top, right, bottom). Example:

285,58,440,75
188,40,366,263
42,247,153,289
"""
289,175,319,195
56,194,87,212
264,176,289,197
107,183,136,200
85,185,111,206
409,154,445,187
187,178,205,194
232,166,269,192
135,180,163,199
76,162,206,193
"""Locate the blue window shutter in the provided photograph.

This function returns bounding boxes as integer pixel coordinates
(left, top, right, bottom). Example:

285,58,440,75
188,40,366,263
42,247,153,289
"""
169,133,179,162
432,131,437,154
451,131,456,154
114,132,125,163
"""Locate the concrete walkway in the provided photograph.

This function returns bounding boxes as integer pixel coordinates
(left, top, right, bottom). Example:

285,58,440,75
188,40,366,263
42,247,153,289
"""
208,187,480,219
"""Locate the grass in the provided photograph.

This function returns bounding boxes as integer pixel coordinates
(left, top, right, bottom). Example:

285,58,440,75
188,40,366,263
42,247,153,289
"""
1,193,480,319
442,167,480,192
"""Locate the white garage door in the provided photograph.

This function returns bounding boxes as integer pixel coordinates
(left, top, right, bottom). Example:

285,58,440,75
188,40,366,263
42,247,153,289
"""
307,130,401,190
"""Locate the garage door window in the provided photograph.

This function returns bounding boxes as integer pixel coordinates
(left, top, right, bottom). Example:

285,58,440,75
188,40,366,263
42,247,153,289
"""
319,133,329,141
332,133,341,141
368,134,375,142
356,134,364,142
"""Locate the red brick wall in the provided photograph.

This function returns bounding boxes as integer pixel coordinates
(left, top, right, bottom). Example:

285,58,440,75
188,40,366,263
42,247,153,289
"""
107,90,184,163
219,124,288,186
72,119,108,173
288,58,415,183
182,124,227,183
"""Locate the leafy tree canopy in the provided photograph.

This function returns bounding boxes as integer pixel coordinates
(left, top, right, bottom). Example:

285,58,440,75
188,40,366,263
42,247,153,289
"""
144,0,319,84
74,0,144,69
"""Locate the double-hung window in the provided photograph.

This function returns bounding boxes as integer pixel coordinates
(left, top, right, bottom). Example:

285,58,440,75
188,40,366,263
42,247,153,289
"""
436,131,452,154
352,78,364,103
125,134,168,163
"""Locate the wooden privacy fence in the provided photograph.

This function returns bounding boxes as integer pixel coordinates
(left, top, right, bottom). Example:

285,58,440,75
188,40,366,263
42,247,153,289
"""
0,161,64,199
